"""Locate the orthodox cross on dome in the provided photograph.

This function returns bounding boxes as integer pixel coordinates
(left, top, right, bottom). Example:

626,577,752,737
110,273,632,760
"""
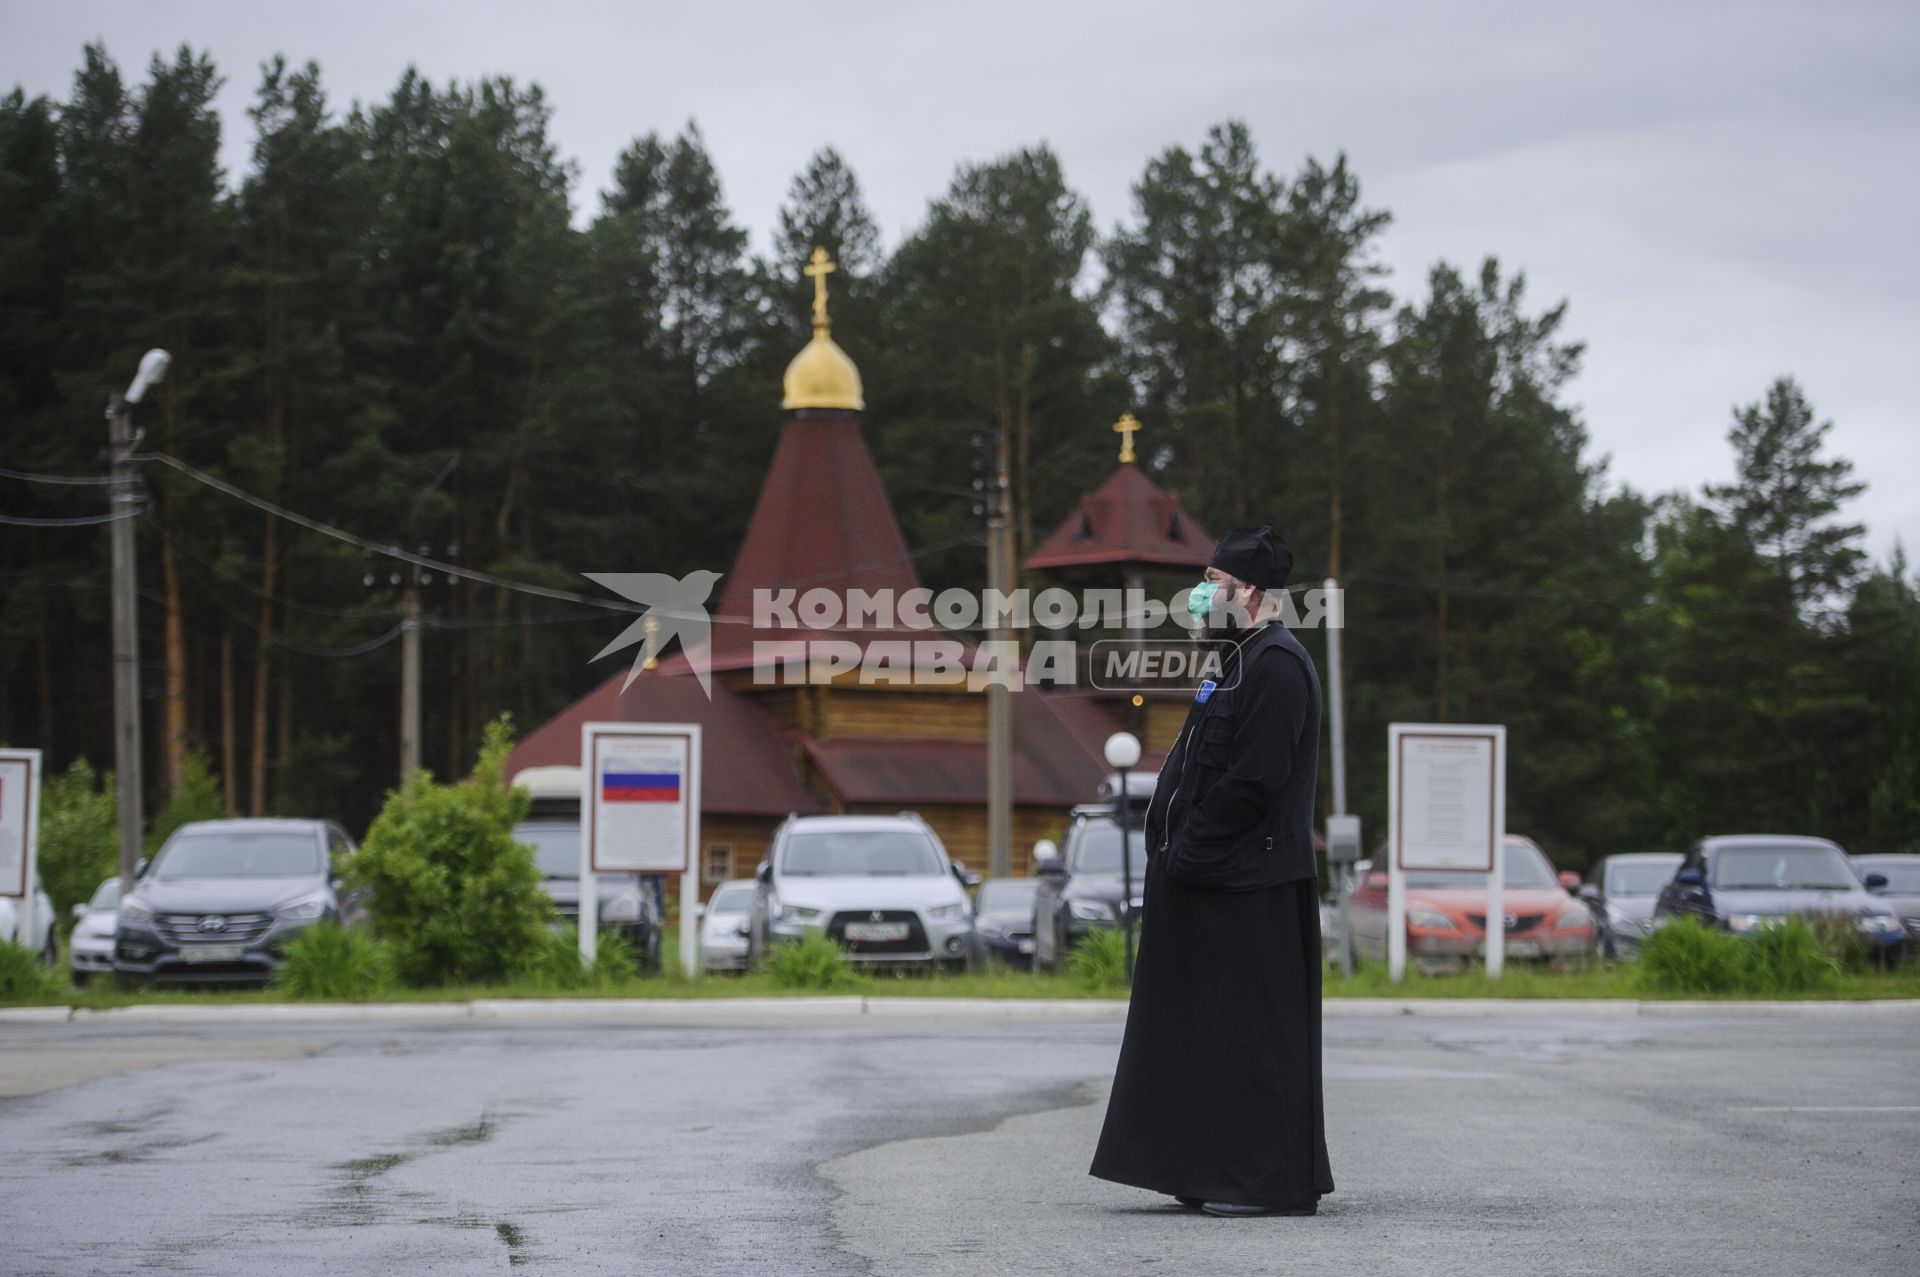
1113,412,1143,464
804,246,837,330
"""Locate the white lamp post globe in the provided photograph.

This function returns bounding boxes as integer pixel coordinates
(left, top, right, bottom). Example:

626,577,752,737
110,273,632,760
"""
1104,731,1142,771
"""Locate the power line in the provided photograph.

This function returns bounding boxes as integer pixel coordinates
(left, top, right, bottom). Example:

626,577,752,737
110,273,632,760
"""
0,508,141,527
125,448,982,625
129,450,650,615
0,464,117,486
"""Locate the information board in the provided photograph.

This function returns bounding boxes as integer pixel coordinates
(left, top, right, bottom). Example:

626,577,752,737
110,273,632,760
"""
1395,731,1497,872
0,749,42,904
587,730,693,873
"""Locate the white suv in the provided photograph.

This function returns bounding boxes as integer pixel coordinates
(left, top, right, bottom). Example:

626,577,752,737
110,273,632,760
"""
748,814,977,969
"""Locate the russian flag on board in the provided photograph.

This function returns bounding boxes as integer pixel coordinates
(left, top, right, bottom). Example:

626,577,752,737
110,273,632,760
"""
601,770,680,803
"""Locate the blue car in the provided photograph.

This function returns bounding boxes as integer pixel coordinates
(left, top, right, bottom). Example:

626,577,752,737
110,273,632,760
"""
1653,835,1906,964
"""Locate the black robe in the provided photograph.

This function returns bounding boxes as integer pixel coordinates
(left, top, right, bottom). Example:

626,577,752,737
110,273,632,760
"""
1088,622,1335,1209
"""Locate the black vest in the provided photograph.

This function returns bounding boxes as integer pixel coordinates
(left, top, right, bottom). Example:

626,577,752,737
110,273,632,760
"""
1143,621,1323,889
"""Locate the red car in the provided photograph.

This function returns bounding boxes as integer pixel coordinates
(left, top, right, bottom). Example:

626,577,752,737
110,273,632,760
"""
1347,835,1594,971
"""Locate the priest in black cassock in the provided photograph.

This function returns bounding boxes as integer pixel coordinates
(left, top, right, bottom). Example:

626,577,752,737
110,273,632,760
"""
1089,525,1335,1218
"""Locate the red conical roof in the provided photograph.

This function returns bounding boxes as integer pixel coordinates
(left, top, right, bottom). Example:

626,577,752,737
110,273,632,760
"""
658,407,935,675
1024,463,1214,572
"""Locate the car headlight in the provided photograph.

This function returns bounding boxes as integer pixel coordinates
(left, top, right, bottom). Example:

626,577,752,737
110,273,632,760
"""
1858,914,1903,938
777,904,822,925
1725,913,1769,933
1555,905,1592,932
601,895,640,922
275,892,328,922
1068,899,1114,922
1405,908,1456,931
975,921,1004,939
119,898,153,924
926,902,967,920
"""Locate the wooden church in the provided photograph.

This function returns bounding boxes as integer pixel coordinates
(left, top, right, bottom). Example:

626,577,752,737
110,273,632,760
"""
505,250,1213,893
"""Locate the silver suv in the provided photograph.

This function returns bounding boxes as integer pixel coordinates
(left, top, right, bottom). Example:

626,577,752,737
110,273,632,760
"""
748,814,977,969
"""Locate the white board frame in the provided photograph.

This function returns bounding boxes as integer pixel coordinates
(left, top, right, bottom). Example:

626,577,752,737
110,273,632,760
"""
1387,724,1507,982
0,749,43,947
580,722,702,979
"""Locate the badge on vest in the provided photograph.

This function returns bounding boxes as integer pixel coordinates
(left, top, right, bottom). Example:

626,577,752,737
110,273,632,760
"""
1194,679,1217,704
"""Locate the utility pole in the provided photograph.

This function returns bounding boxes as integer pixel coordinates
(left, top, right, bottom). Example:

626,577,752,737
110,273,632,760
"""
107,351,170,894
985,439,1014,880
1325,575,1355,979
400,567,422,783
108,392,144,896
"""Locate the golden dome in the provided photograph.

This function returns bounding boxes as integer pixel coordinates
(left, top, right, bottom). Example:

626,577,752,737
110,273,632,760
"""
782,330,865,411
781,246,864,412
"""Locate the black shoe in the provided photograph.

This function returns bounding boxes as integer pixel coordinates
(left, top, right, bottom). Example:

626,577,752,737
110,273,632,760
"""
1201,1200,1316,1218
1172,1196,1203,1209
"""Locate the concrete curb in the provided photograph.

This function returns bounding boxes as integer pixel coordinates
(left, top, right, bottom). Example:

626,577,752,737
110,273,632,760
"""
1,995,1914,1027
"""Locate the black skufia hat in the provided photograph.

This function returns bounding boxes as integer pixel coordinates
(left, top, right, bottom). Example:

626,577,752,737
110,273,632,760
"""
1209,525,1294,590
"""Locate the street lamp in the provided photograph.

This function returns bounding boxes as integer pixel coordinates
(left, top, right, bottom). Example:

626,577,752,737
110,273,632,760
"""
1103,730,1142,983
109,349,170,895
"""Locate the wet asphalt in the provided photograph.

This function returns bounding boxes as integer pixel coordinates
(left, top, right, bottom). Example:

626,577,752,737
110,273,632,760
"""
0,1006,1915,1275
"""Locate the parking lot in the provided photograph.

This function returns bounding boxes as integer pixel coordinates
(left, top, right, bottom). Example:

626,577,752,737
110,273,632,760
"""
0,1002,1914,1275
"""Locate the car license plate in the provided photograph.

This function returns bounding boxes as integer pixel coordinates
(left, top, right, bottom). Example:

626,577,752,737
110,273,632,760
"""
180,944,244,964
1503,940,1540,958
844,922,909,942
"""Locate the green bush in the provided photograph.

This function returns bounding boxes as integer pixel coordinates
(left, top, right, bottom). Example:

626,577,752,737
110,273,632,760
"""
1638,916,1746,993
37,758,118,920
520,926,637,991
343,715,553,986
1741,917,1839,992
273,923,392,999
1641,914,1843,995
764,931,862,990
1066,926,1135,991
1806,912,1876,973
0,939,65,1002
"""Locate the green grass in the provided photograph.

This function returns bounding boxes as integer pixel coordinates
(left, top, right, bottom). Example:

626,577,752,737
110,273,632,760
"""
0,940,66,1001
7,922,1918,1009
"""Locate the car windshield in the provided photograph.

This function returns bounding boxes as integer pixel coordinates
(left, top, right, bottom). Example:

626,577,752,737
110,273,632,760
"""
514,824,580,878
1859,861,1920,892
1403,844,1559,890
1714,846,1857,890
1071,822,1148,874
781,829,945,877
977,880,1037,912
1605,861,1680,896
88,878,123,910
707,884,755,914
153,831,322,880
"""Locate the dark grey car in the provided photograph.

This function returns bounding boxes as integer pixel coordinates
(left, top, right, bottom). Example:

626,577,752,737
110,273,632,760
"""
113,818,360,984
1031,814,1147,971
1653,835,1906,963
513,820,664,972
1580,852,1683,959
971,877,1040,967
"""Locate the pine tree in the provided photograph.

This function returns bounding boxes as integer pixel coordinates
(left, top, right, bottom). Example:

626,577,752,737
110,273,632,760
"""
877,145,1116,585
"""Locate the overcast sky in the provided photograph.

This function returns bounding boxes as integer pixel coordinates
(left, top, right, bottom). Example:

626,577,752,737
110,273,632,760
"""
5,0,1915,560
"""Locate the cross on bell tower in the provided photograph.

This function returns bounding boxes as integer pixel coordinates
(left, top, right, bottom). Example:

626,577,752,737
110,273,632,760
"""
1113,412,1143,465
804,246,837,330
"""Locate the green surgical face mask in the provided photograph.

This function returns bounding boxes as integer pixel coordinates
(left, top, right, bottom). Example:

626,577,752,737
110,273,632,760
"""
1186,580,1219,620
